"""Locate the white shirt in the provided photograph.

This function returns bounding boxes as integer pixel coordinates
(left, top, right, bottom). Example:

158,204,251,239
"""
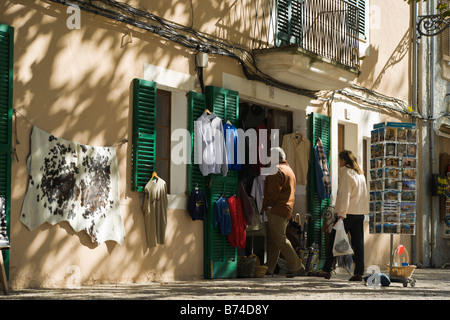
334,167,369,219
194,112,228,176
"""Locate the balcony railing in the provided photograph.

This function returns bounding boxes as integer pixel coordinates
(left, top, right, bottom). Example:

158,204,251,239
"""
249,0,360,69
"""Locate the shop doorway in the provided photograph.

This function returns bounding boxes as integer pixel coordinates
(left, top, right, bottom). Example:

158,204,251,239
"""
237,101,293,266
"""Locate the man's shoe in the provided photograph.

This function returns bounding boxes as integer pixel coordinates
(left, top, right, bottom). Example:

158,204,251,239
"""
286,267,307,278
315,270,331,279
349,274,363,281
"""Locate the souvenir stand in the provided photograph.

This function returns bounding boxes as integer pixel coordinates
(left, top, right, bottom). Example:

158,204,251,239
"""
369,122,417,287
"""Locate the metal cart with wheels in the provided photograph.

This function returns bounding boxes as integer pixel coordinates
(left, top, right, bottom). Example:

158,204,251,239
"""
385,237,417,287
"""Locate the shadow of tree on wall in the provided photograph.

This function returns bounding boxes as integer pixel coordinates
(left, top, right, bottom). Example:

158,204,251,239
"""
358,28,411,95
2,0,215,288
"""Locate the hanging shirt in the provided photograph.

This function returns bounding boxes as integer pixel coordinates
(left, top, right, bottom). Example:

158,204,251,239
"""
143,177,168,248
282,132,311,185
214,196,231,236
251,175,267,222
223,123,242,171
187,188,208,221
314,138,331,199
251,122,268,176
227,195,246,249
194,112,228,176
238,181,255,226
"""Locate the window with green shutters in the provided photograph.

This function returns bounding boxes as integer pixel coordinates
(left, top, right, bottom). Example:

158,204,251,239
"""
347,0,366,39
0,24,13,279
187,86,239,279
131,78,157,192
275,0,302,47
308,112,331,268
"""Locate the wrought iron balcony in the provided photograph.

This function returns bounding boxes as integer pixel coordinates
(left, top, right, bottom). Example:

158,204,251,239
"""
249,0,361,90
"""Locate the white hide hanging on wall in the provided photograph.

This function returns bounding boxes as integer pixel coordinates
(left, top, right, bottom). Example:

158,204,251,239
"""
20,126,125,245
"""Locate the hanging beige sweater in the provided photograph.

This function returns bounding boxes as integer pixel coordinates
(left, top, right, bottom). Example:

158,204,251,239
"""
143,178,168,248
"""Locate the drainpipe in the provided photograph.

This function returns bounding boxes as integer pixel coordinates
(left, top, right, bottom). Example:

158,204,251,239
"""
412,0,418,265
428,0,436,267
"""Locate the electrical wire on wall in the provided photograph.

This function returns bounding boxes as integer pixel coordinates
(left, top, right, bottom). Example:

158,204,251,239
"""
47,0,442,122
48,0,319,98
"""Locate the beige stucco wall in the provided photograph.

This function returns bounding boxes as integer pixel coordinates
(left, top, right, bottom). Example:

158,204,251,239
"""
357,0,411,104
331,0,417,269
1,0,429,289
3,0,236,288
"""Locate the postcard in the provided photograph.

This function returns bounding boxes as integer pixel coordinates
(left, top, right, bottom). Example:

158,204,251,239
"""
386,143,396,156
407,144,417,158
402,158,416,168
397,144,406,157
383,213,399,223
400,223,415,235
385,179,399,190
384,191,399,201
385,168,399,179
408,128,417,143
397,128,407,142
385,157,400,167
403,169,416,180
383,223,398,233
402,180,416,191
401,202,416,212
401,191,416,201
385,127,396,141
371,130,378,144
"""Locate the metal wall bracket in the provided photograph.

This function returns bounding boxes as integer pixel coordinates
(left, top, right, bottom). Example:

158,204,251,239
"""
417,14,450,38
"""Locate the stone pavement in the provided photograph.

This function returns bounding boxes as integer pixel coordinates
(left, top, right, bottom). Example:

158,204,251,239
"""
1,268,449,301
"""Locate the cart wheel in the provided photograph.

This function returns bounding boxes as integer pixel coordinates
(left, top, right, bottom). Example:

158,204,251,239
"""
403,280,407,287
410,279,416,287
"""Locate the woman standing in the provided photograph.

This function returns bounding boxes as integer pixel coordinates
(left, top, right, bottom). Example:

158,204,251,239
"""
317,150,369,281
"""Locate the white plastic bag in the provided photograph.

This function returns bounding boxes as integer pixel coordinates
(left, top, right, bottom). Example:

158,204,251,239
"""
332,220,354,256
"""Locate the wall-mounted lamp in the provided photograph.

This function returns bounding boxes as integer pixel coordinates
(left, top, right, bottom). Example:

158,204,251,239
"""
196,52,209,68
195,52,209,94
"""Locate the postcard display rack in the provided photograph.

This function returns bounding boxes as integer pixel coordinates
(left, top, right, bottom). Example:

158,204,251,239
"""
369,122,417,235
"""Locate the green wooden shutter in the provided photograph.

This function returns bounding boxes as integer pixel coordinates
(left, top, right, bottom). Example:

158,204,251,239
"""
0,24,13,279
131,78,157,192
308,112,331,267
187,86,239,279
276,0,302,47
347,0,366,39
187,91,207,193
205,86,239,278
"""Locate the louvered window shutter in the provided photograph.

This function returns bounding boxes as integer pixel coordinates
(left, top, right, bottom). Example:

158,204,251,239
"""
187,91,207,193
0,24,13,279
187,86,239,279
131,78,157,192
442,1,450,61
347,0,366,39
276,0,302,47
309,112,331,268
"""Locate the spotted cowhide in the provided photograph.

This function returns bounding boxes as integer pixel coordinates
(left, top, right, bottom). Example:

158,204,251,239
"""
20,126,125,245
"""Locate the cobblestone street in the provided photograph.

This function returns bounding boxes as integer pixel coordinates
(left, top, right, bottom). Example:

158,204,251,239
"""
1,268,449,300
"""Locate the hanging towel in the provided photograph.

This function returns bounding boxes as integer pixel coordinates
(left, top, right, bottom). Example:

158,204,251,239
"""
314,138,331,199
20,126,125,245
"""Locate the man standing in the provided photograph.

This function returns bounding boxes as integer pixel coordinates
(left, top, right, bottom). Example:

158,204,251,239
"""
261,147,305,277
